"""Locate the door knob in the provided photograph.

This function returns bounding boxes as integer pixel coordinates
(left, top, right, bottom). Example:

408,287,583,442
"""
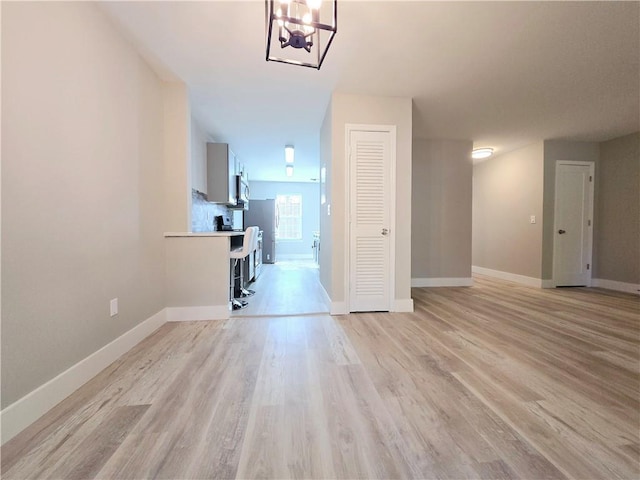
381,228,389,236
558,229,566,234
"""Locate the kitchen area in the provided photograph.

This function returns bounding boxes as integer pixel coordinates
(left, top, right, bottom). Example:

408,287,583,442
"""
166,138,325,319
193,142,266,312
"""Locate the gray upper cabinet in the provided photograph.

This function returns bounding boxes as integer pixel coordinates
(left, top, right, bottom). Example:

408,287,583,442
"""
206,142,237,205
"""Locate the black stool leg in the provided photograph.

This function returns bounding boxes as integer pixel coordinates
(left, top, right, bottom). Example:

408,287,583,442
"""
230,259,247,310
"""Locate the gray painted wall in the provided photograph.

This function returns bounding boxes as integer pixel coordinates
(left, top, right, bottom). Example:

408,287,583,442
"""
473,137,637,286
412,139,473,279
593,132,640,283
472,142,545,278
322,93,413,307
2,2,166,407
162,83,192,233
248,181,320,259
319,105,333,297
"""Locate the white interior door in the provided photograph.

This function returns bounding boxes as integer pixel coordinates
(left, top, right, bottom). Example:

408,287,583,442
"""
348,129,393,312
553,161,594,287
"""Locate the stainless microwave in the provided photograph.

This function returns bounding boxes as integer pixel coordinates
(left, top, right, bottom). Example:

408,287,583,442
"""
235,174,249,210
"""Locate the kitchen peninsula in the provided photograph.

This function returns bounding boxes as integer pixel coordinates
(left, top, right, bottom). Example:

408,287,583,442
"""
164,231,244,321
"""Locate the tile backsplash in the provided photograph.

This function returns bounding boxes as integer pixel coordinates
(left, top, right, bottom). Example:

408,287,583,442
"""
191,189,231,232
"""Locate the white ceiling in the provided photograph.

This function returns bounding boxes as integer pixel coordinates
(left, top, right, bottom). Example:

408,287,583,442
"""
100,1,639,182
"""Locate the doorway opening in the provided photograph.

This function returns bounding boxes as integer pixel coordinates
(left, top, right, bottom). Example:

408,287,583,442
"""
233,183,328,317
231,258,326,317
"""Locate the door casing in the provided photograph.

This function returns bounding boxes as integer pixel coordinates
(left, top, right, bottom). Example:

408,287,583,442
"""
552,160,595,287
344,124,397,312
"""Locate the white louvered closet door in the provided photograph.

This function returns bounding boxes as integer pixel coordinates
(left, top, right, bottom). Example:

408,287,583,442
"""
349,130,392,312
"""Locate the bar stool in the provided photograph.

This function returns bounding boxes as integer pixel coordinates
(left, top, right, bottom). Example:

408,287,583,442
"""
240,226,260,297
230,226,258,310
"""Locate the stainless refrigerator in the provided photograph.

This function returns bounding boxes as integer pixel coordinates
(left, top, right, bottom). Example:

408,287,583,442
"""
245,199,277,264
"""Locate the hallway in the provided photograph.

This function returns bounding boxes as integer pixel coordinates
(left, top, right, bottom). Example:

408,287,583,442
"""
232,259,328,317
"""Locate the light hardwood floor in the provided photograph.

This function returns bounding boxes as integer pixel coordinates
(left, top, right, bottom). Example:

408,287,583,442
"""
2,276,638,479
233,259,328,317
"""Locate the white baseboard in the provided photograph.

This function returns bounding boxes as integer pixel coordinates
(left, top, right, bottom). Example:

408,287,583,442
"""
472,266,542,288
330,301,348,316
319,282,332,313
318,269,413,315
392,298,414,312
0,308,167,445
318,282,349,315
472,269,639,294
541,279,555,289
592,278,640,295
412,277,474,287
166,305,230,321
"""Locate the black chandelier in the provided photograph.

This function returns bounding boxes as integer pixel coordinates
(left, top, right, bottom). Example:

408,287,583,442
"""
265,0,337,70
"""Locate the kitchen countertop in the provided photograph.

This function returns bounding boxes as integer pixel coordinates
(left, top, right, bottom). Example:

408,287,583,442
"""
164,231,244,237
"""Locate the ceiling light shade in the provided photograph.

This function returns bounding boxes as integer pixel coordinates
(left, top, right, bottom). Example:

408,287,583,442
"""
285,145,295,163
472,148,494,159
266,0,337,70
286,164,294,177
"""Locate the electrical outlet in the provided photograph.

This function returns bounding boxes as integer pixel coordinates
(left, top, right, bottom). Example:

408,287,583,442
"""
530,215,536,224
110,298,118,317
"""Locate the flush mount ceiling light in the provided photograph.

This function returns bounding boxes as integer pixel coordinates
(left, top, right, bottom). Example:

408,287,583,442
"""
265,0,337,70
286,164,294,177
472,148,494,159
285,145,295,163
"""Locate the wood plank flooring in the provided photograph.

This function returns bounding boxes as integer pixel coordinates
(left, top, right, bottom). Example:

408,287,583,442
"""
233,259,328,317
2,276,638,479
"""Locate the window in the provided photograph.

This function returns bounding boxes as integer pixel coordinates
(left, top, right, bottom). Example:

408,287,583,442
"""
276,194,302,240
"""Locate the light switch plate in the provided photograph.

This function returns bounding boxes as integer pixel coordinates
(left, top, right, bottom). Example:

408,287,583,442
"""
110,298,118,317
530,215,536,224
